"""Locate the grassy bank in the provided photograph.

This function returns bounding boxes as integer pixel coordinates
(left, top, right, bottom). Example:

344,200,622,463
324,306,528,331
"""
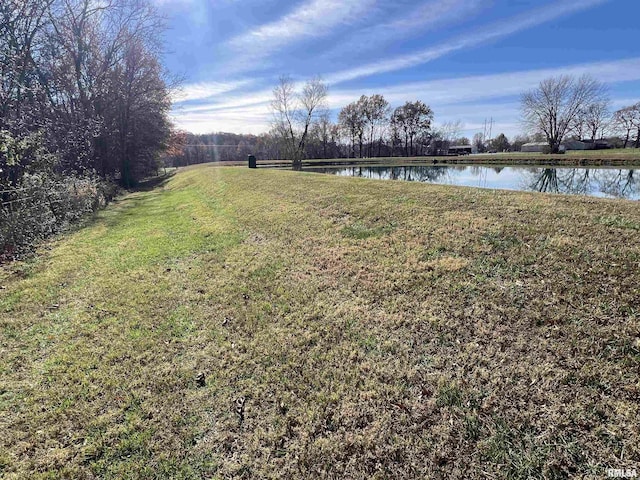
1,165,639,478
249,149,640,168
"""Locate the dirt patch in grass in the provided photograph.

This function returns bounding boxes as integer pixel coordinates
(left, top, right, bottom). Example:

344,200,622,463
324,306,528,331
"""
1,166,639,478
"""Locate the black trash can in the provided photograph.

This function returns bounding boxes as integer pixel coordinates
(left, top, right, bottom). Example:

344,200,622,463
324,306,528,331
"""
248,155,256,169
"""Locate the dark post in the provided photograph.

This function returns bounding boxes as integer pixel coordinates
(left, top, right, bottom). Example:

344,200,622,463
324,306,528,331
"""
248,154,256,169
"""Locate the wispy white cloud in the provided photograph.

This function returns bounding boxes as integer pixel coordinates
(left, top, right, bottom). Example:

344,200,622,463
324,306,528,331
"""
385,0,479,31
227,0,376,55
327,58,640,107
171,108,272,135
174,88,273,113
171,57,640,135
611,98,640,109
173,79,256,103
151,0,194,5
325,0,610,85
171,88,275,134
317,0,485,61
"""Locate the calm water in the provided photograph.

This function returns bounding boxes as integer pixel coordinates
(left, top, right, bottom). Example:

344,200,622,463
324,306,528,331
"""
305,165,639,200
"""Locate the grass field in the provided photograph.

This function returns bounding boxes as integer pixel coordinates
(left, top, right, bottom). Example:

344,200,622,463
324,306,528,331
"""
1,165,639,478
563,148,640,156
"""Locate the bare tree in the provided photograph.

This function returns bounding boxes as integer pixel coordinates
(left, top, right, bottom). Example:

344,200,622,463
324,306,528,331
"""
338,101,365,158
581,99,611,141
572,114,586,141
437,120,464,152
315,111,332,159
521,75,607,153
271,75,327,169
440,120,463,143
354,96,368,157
361,94,390,158
511,134,530,152
390,107,409,156
391,101,434,156
389,118,402,157
612,103,640,148
305,111,336,159
271,77,297,160
472,132,485,153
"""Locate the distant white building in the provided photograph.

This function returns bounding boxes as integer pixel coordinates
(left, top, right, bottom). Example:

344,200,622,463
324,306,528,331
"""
521,141,571,153
521,142,548,153
522,139,611,153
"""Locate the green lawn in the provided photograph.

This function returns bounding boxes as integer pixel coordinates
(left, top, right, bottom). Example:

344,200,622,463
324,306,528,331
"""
564,147,640,156
1,165,639,478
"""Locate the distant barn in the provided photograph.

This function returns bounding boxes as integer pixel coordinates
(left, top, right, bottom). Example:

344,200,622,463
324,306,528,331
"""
449,145,473,155
564,139,611,150
563,140,589,150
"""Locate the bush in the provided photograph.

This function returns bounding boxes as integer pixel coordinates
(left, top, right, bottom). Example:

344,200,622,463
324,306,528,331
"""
0,173,118,259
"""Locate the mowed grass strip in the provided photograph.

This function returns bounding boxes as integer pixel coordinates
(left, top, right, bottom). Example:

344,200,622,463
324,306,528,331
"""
1,165,639,479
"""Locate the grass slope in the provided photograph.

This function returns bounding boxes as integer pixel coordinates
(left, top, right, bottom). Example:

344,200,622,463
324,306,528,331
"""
1,165,639,479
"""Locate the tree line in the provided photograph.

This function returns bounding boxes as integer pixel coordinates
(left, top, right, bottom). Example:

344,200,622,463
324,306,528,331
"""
1,0,172,257
268,77,461,167
170,78,466,167
520,74,638,153
169,74,639,168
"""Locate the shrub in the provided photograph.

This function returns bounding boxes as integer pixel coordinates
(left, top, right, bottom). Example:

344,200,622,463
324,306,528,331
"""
0,172,118,260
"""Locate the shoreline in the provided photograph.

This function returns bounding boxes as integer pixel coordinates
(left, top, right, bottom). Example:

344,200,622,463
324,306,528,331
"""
180,154,640,170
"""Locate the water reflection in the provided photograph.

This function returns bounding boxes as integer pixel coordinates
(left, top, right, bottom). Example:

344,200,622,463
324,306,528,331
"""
592,169,636,199
306,165,639,200
522,168,637,198
336,166,449,183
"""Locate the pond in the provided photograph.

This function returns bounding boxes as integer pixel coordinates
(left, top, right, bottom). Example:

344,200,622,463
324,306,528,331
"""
305,165,639,200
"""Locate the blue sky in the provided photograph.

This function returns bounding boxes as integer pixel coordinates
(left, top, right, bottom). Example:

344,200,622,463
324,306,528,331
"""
159,0,640,138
